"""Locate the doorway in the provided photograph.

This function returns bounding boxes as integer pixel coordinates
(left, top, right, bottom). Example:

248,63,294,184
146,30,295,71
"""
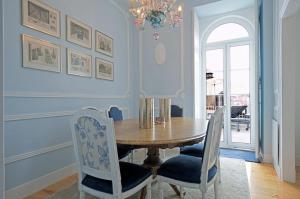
203,20,255,150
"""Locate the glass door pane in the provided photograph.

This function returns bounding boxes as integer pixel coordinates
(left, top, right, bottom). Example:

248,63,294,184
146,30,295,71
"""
205,49,225,141
229,45,251,144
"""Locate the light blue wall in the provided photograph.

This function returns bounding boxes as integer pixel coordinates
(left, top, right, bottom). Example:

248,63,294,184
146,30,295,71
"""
3,0,132,190
1,0,5,197
261,0,274,157
136,0,218,116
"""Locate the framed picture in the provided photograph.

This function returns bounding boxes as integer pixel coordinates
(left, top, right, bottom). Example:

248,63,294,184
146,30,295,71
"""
22,34,61,73
22,0,60,38
95,30,113,57
67,48,92,77
95,58,114,81
67,16,92,49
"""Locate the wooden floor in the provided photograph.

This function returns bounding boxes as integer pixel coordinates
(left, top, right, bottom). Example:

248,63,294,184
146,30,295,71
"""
26,162,300,199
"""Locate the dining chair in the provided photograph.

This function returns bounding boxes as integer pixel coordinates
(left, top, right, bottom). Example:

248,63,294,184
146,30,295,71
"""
157,107,224,199
180,120,222,183
160,105,183,159
171,105,183,117
71,109,152,199
108,106,134,162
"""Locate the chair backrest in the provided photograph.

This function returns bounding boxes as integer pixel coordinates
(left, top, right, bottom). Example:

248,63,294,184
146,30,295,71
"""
108,106,123,121
231,105,247,118
200,107,224,189
70,109,122,196
171,105,183,117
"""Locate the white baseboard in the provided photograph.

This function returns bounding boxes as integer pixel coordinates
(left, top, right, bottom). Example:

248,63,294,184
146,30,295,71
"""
262,153,273,163
5,163,77,199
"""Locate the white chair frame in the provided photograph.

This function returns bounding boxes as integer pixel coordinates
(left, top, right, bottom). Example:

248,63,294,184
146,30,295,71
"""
71,109,152,199
157,107,225,199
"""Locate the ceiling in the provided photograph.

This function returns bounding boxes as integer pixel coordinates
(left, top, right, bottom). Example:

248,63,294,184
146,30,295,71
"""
196,0,255,18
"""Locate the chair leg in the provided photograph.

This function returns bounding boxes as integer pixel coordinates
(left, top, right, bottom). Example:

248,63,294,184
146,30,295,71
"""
217,157,221,183
80,191,85,199
214,180,220,199
146,183,151,199
180,186,185,199
129,151,134,163
162,149,166,160
158,181,163,199
202,191,206,199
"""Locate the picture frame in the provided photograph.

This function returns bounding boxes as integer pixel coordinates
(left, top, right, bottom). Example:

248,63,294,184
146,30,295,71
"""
22,34,61,73
66,16,92,49
22,0,61,38
95,30,113,57
95,57,114,81
67,48,92,77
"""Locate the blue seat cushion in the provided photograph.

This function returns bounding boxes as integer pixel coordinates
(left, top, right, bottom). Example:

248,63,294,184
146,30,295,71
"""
180,143,205,158
157,155,217,184
117,147,132,160
82,162,152,194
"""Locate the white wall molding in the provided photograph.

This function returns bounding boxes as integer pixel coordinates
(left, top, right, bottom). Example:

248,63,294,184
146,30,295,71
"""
4,91,129,99
296,155,300,166
262,153,273,163
109,0,130,19
139,23,185,98
5,163,77,199
5,141,73,165
108,0,131,99
4,107,129,122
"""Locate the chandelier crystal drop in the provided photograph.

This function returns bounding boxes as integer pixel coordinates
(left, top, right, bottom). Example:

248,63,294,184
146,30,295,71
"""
129,0,183,40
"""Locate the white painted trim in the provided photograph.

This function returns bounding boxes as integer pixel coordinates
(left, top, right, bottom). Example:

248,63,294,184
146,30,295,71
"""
109,0,130,19
275,0,298,183
199,15,257,150
139,22,185,98
4,91,129,99
262,153,273,163
5,163,77,199
4,107,129,122
296,155,300,166
5,141,73,165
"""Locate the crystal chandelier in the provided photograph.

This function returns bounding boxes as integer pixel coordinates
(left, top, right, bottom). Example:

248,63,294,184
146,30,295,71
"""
129,0,183,40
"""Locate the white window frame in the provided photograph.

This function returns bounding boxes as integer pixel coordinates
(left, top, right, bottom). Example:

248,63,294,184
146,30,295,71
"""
200,16,257,150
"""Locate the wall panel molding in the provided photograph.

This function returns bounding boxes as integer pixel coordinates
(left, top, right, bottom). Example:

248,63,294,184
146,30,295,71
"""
4,107,129,122
5,141,73,165
4,91,129,99
139,24,185,98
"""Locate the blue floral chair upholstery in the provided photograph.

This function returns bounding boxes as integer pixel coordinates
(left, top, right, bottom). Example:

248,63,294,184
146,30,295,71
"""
71,109,152,199
108,106,133,161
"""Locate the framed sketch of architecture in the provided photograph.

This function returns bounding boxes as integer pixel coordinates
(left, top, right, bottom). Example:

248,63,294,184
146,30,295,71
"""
22,34,61,72
22,0,60,38
95,30,113,57
67,48,92,77
95,57,113,81
67,16,92,49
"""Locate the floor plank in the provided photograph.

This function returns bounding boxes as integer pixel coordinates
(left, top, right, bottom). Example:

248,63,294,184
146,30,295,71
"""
25,163,300,199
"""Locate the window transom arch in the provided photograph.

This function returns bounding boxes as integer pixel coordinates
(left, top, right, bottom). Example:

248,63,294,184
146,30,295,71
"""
206,22,249,43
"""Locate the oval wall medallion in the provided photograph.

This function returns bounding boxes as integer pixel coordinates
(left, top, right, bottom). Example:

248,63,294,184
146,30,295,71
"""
155,43,166,65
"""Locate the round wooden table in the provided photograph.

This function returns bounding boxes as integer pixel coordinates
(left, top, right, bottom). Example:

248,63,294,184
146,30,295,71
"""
115,117,206,170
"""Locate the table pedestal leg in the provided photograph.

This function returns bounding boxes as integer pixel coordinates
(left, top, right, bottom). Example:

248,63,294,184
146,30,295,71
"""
143,147,163,175
143,147,180,196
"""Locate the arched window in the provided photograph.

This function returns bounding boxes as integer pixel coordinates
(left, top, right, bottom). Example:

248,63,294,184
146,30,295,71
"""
206,23,249,43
